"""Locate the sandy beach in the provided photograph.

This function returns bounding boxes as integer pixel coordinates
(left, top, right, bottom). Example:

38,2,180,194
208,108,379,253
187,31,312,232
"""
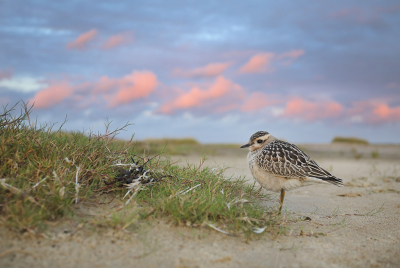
1,144,400,267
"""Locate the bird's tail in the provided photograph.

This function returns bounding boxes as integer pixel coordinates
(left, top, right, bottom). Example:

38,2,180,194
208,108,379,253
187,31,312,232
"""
307,160,344,187
321,176,343,187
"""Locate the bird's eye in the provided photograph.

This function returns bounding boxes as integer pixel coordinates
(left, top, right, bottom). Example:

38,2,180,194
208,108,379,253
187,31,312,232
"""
257,139,263,144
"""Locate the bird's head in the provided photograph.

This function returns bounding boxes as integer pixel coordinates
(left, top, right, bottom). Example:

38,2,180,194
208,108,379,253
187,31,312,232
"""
240,131,271,151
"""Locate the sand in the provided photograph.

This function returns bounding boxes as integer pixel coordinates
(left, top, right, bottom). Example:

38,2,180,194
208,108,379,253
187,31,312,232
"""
1,145,400,268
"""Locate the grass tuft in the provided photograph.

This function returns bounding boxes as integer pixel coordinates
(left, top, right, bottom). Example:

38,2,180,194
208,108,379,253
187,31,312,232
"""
0,102,133,230
133,157,276,235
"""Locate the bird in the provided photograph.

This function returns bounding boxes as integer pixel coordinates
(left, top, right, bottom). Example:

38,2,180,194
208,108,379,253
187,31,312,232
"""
240,131,343,213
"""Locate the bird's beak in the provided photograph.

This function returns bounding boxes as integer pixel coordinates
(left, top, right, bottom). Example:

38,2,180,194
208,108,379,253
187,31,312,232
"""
240,143,250,148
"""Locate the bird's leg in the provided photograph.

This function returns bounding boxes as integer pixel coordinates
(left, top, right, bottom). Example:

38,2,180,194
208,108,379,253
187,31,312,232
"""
278,189,285,214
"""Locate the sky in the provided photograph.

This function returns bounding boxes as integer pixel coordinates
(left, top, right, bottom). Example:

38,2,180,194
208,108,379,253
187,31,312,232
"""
1,0,400,144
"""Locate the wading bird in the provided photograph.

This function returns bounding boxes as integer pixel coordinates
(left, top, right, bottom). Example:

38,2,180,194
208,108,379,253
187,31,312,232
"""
241,131,343,213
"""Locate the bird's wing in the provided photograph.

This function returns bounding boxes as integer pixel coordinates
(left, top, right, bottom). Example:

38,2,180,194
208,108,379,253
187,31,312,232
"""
256,140,343,186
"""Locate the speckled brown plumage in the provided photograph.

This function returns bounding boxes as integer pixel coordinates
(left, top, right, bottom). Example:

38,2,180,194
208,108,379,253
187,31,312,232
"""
256,140,343,186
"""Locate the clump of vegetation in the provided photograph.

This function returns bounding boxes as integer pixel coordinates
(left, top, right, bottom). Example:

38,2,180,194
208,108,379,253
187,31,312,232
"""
0,102,277,237
113,138,242,156
371,151,379,159
0,102,132,230
134,157,275,235
332,136,369,145
128,138,203,155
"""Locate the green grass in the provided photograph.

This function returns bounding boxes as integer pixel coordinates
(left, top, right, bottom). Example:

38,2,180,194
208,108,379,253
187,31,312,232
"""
113,139,242,156
0,102,129,230
0,102,278,237
371,151,379,159
332,136,369,145
133,157,276,235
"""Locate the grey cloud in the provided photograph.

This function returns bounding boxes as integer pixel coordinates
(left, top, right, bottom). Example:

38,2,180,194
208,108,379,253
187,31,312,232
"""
1,0,400,142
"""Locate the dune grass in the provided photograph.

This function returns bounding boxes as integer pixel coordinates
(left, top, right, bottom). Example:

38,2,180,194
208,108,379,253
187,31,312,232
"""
133,157,275,235
113,138,241,156
332,136,369,145
0,102,130,230
0,102,277,237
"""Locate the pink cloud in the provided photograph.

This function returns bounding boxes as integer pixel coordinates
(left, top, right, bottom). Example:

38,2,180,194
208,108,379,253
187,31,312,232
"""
241,92,279,112
173,62,233,78
282,98,343,121
30,70,158,109
66,29,98,50
0,68,12,81
238,50,304,73
101,32,133,49
239,53,275,73
278,50,305,59
159,76,243,114
373,103,390,118
277,49,305,66
372,103,400,121
93,76,118,94
107,71,158,107
31,81,74,108
349,101,400,123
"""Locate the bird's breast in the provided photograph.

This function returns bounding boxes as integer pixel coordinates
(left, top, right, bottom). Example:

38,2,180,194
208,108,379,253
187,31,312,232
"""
248,153,303,192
